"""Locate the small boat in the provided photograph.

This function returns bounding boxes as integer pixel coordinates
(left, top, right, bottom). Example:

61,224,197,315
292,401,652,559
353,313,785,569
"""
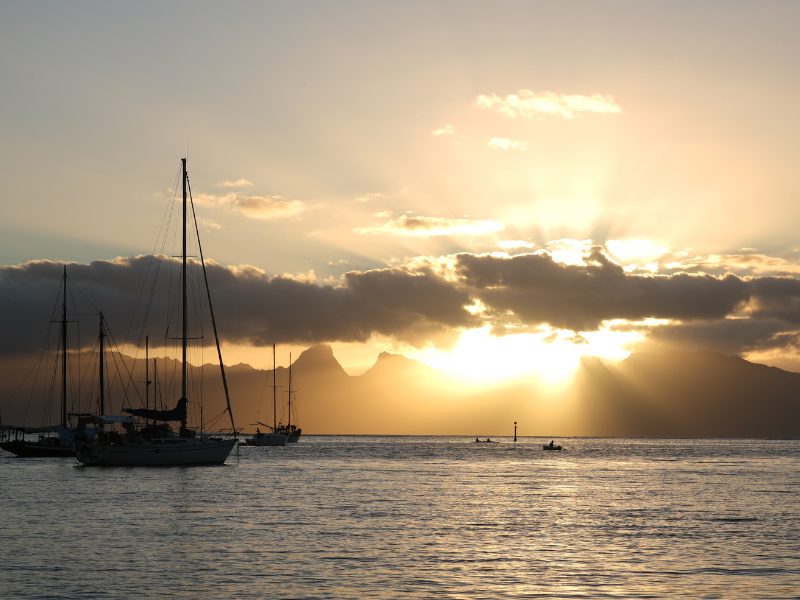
244,428,288,446
0,426,75,458
543,444,562,451
273,353,301,442
0,267,76,458
474,437,498,443
243,345,288,447
274,423,301,443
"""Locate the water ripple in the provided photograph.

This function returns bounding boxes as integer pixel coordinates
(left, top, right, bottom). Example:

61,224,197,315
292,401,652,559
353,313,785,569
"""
0,437,798,599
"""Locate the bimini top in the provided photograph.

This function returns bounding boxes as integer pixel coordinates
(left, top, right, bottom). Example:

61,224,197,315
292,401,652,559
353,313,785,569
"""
123,398,187,422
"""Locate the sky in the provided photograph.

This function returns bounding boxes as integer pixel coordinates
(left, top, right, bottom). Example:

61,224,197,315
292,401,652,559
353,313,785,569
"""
2,1,800,380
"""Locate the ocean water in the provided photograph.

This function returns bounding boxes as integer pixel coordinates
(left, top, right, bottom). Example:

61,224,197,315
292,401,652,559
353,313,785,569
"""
1,437,798,599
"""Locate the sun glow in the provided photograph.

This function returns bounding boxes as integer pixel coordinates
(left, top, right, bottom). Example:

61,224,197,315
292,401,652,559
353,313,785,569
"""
606,239,667,269
410,325,643,387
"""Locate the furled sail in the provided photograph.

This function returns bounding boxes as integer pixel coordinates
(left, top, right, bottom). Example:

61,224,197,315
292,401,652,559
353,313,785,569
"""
123,398,187,422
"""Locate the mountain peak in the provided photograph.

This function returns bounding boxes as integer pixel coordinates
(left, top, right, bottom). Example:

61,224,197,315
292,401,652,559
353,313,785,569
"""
376,351,406,363
293,344,348,377
297,344,335,361
363,350,442,381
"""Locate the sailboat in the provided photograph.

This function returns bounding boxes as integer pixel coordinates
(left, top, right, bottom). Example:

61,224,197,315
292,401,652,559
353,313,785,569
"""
274,352,302,442
74,158,237,466
0,266,76,457
244,344,288,446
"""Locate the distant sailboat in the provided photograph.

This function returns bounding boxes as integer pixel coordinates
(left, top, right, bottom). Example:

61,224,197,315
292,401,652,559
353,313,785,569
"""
0,266,75,458
274,352,301,442
244,344,288,446
74,158,237,466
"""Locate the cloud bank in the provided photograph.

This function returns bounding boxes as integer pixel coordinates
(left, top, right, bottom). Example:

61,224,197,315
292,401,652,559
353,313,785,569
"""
0,258,475,353
455,248,749,330
3,246,800,359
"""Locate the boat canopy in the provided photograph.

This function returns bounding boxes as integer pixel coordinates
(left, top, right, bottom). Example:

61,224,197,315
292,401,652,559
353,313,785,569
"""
123,398,187,422
91,415,135,425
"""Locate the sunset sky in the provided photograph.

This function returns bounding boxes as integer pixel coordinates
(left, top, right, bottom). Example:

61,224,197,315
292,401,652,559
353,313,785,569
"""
2,1,800,382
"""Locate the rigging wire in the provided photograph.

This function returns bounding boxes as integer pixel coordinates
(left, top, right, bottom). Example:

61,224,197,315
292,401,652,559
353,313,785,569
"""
116,166,181,406
105,321,144,411
187,175,238,435
3,271,66,427
67,283,82,415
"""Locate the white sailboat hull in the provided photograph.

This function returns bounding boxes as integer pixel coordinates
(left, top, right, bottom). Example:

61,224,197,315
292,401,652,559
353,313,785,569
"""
244,432,287,446
75,437,236,466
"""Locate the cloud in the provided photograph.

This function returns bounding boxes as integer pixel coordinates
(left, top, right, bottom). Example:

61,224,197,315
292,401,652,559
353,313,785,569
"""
497,240,536,251
450,246,800,356
0,258,477,353
747,277,800,323
214,178,254,189
194,192,304,221
5,246,800,359
663,250,800,277
197,217,222,231
233,196,304,220
353,192,383,204
432,124,455,137
357,214,503,238
476,90,621,119
487,137,528,151
455,248,750,330
643,317,795,356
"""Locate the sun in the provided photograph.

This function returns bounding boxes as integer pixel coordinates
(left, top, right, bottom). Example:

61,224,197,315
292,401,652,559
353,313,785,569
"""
409,325,642,387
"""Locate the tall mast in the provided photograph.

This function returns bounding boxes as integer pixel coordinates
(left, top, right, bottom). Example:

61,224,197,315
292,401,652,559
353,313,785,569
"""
145,335,151,413
98,312,106,415
61,265,68,427
272,344,277,430
153,358,159,410
181,158,188,416
287,352,292,429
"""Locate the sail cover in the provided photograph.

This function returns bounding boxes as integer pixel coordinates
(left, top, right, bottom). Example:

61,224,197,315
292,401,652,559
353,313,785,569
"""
124,398,187,422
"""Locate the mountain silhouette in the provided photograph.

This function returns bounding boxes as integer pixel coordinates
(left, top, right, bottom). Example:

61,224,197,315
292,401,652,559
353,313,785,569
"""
576,350,800,437
0,347,797,437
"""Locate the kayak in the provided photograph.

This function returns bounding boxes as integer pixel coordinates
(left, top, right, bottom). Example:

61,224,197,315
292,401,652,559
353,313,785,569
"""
543,445,562,451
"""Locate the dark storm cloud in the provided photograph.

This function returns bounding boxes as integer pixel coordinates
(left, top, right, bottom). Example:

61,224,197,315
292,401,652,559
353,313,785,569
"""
644,318,795,356
455,249,750,330
747,277,800,323
0,257,476,353
199,261,476,345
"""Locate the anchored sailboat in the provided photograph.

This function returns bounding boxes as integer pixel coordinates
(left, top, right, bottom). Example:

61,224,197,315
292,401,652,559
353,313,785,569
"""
1,266,76,457
274,352,302,443
74,158,237,466
244,344,288,446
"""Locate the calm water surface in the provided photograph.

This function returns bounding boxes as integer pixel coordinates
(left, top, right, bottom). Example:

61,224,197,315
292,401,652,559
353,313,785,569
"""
1,437,798,598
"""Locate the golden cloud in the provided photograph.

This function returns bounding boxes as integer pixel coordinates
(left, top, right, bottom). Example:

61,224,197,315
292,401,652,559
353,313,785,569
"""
214,178,254,189
194,192,304,221
357,214,503,237
487,137,529,151
476,90,621,119
432,124,455,137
